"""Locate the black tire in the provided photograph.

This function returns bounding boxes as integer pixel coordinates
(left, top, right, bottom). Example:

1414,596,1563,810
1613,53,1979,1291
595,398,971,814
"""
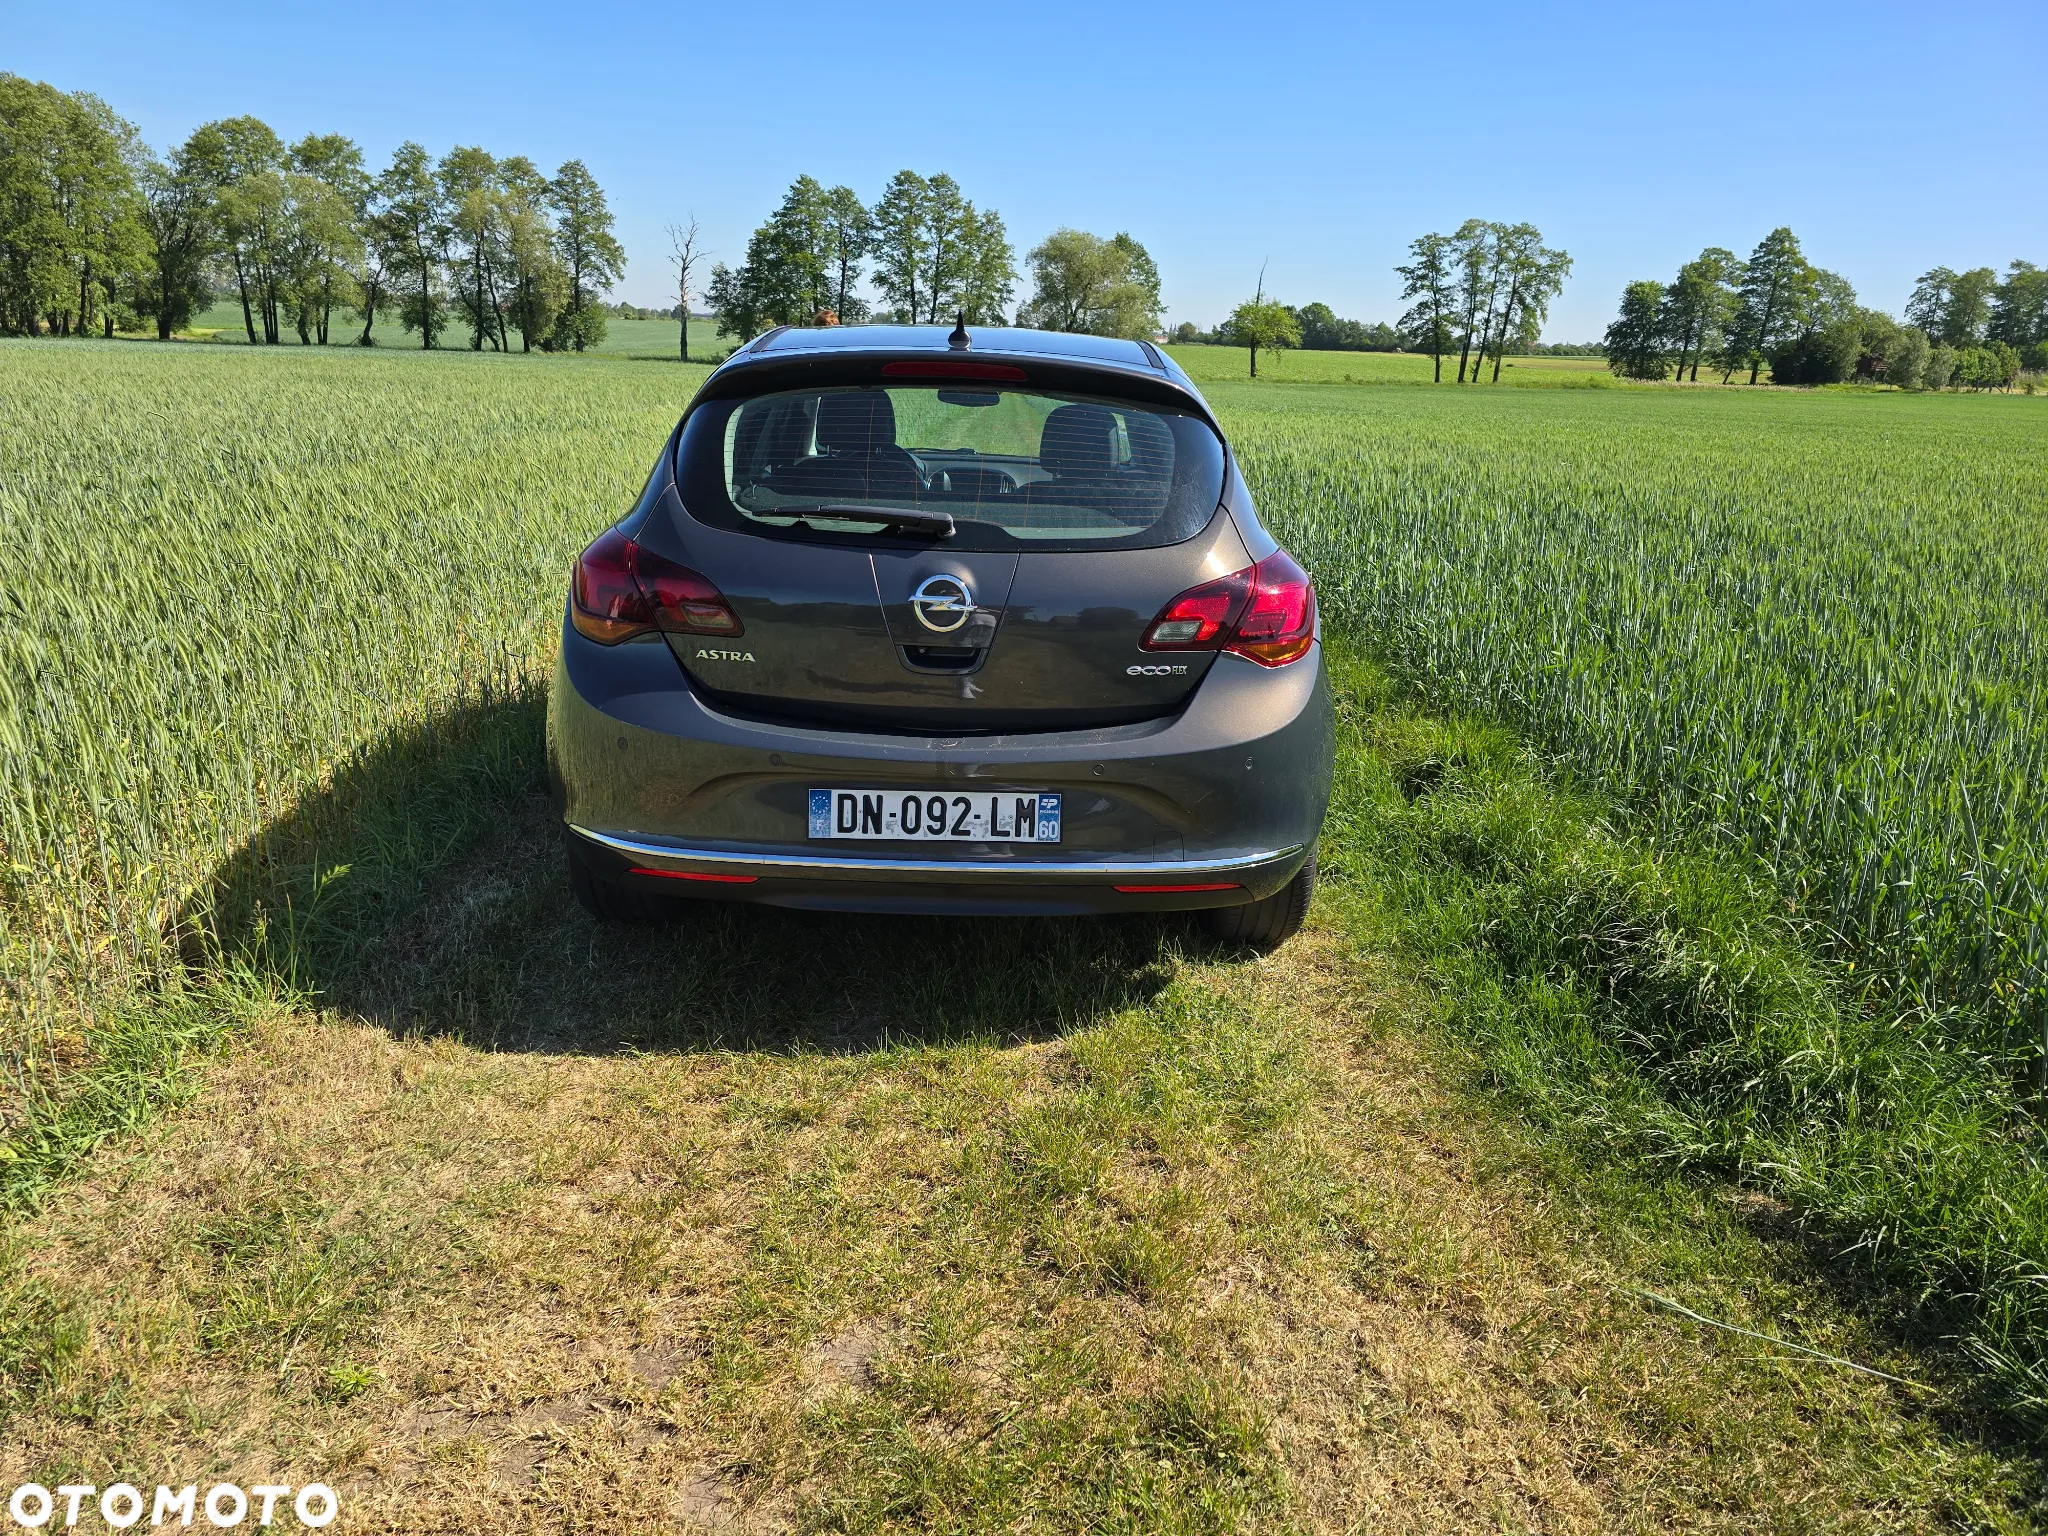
566,840,677,924
1199,848,1316,952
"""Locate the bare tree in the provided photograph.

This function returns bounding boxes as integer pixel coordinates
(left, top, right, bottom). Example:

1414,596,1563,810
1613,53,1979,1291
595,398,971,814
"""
666,216,704,361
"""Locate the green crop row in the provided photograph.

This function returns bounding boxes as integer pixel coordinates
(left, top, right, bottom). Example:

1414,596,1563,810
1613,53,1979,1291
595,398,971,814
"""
1223,381,2048,1071
0,344,699,1085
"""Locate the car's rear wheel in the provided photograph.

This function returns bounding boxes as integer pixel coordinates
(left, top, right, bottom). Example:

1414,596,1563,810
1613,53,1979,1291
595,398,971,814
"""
1200,848,1315,951
566,839,676,924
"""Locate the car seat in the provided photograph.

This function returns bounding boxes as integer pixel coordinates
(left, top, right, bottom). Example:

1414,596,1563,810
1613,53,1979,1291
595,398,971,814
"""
763,390,924,502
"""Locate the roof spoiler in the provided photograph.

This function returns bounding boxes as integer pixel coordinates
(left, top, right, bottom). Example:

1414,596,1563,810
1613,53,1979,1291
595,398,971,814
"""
687,348,1218,431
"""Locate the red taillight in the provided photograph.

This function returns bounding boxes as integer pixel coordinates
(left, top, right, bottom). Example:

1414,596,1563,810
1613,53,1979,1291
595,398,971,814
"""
1140,550,1316,667
1229,550,1317,666
571,528,742,645
1141,567,1251,650
570,527,646,642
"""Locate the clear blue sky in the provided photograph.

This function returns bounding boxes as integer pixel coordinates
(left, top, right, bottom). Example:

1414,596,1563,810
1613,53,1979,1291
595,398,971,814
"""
14,0,2045,339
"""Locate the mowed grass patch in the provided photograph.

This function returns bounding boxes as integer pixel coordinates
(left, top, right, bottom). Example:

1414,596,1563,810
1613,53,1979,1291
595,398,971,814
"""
2,674,2036,1531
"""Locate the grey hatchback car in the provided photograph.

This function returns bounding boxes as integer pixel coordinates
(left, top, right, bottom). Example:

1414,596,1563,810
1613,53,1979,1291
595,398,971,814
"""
547,322,1333,948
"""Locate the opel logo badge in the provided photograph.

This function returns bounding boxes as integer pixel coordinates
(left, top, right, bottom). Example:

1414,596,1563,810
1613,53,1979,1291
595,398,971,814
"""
910,574,974,634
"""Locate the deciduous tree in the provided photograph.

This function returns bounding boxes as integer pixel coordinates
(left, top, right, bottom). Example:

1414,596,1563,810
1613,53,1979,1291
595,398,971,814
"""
1885,325,1930,389
499,157,561,353
1019,228,1158,338
1655,247,1737,382
278,171,360,344
959,204,1016,325
136,124,223,340
1604,280,1669,379
1923,342,1958,390
288,133,366,344
1849,308,1902,381
665,215,703,359
869,170,931,323
1723,227,1814,384
206,116,288,343
0,78,152,338
1766,269,1860,384
548,158,624,352
1478,224,1570,381
47,89,148,337
1989,260,2046,349
1449,219,1499,383
440,145,508,351
1954,341,2020,391
708,174,831,338
378,141,447,349
916,173,970,324
1395,231,1456,381
1905,267,1954,338
0,75,69,334
1292,303,1400,352
1908,264,1996,346
821,185,867,324
1227,271,1299,379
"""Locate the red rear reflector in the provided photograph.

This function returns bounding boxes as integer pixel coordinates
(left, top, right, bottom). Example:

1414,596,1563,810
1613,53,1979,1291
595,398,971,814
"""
571,529,743,645
1113,882,1241,893
1140,549,1315,667
880,360,1028,381
630,867,757,884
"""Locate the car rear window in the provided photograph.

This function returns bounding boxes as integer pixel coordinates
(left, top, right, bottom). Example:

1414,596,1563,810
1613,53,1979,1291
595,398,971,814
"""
673,385,1226,552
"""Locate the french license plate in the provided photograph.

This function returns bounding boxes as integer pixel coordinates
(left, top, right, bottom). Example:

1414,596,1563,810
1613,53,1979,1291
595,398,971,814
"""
809,788,1061,843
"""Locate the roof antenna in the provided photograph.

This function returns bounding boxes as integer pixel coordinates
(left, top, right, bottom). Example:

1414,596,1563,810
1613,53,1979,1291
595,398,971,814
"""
947,310,970,350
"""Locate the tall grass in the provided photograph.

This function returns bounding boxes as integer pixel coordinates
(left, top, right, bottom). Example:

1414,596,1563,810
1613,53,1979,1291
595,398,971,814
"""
1322,647,2048,1428
1226,383,2048,1074
0,343,699,1118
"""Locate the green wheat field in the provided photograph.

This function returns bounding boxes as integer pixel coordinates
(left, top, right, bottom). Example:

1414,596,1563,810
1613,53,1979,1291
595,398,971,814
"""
3,340,2047,1466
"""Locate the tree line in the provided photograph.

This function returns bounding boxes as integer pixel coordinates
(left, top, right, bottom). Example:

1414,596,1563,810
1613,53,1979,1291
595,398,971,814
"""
1395,221,1574,383
708,172,1015,338
1161,220,1577,381
1603,229,2047,390
706,172,1181,351
1172,306,1405,352
0,73,625,351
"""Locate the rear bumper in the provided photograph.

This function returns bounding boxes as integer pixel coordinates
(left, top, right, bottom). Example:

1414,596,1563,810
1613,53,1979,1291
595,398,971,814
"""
567,823,1308,915
548,614,1334,914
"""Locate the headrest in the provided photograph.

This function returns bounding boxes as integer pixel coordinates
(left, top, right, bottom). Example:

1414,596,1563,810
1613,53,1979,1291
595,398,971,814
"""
1039,404,1120,478
815,391,898,455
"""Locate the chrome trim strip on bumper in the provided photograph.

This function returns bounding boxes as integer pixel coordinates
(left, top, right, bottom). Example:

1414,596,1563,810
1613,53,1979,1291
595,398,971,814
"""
569,824,1304,881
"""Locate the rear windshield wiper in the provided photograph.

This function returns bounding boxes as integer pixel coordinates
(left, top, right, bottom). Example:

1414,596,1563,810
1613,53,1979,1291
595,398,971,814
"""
778,504,956,538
